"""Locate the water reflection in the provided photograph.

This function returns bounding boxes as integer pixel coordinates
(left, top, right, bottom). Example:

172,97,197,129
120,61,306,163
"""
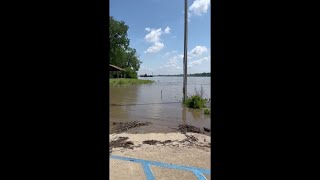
181,106,187,126
188,108,202,120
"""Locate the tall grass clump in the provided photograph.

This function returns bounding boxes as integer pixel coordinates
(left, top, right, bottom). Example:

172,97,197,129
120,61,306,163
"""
194,84,205,98
183,85,209,110
183,95,207,109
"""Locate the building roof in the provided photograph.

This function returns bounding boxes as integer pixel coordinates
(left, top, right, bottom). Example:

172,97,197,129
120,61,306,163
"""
109,64,124,71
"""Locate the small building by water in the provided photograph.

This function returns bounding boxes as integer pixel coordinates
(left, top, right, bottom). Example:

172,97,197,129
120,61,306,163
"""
109,64,125,78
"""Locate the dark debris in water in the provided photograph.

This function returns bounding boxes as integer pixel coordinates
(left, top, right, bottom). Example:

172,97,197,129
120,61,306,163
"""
203,127,211,132
112,121,151,133
178,125,201,134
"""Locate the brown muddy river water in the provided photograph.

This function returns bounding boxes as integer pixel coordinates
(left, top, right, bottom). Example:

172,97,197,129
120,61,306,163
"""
110,77,211,133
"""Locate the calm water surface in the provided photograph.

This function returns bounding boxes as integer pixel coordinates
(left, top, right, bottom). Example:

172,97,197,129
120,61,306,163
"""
109,77,211,132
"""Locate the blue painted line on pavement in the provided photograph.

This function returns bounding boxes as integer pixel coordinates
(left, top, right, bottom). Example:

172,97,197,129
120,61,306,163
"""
110,155,210,179
193,170,207,180
142,162,155,180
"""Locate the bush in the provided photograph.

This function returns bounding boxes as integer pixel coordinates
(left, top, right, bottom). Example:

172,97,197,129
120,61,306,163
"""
183,95,207,109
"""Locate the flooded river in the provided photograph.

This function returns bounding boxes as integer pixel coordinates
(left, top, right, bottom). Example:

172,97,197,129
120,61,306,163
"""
109,77,211,133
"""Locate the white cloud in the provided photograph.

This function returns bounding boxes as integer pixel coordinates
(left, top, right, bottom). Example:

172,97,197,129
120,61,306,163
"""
165,57,177,67
144,26,171,54
164,26,171,34
189,0,210,16
163,52,170,56
142,53,210,75
163,50,177,57
162,54,184,68
188,56,209,67
145,28,162,43
144,42,164,53
190,46,208,56
164,52,194,61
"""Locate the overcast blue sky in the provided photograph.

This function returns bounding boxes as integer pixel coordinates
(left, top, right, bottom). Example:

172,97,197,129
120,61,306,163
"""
110,0,211,75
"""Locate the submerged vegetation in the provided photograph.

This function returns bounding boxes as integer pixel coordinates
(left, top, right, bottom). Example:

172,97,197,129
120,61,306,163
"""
110,78,154,86
183,85,207,108
183,95,207,109
183,85,211,115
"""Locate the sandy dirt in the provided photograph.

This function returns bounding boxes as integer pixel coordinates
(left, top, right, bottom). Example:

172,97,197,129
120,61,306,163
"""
109,124,211,180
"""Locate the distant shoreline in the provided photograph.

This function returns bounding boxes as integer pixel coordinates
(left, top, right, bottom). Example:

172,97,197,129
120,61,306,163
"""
139,72,211,77
155,75,210,77
140,75,211,77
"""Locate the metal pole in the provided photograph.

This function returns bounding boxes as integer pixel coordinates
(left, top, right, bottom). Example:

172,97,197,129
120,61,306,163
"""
183,0,188,101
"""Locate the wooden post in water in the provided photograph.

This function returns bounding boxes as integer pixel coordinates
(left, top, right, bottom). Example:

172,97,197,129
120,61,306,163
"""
183,0,188,101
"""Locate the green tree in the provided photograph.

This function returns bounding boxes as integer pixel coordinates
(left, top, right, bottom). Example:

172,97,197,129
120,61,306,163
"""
109,16,141,72
125,47,141,71
122,67,138,79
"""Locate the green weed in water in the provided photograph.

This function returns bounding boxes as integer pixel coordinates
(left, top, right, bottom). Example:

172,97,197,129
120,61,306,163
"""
109,78,154,87
183,95,207,109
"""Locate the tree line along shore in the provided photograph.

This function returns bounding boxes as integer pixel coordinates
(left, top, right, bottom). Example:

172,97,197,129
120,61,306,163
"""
139,72,211,77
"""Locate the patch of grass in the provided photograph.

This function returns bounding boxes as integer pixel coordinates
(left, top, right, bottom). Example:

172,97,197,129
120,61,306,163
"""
183,95,207,109
109,78,154,86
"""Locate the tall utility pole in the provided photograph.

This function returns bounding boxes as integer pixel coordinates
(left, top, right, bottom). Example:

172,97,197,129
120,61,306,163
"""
183,0,188,101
